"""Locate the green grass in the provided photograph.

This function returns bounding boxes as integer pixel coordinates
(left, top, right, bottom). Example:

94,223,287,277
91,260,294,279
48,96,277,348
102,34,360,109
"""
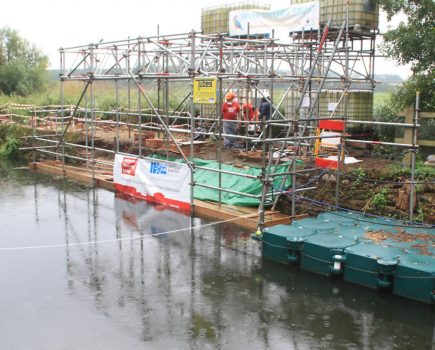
0,80,191,111
373,92,391,107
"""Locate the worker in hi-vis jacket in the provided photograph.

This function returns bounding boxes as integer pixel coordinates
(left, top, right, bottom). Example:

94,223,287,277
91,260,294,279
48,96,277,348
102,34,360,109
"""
221,92,240,148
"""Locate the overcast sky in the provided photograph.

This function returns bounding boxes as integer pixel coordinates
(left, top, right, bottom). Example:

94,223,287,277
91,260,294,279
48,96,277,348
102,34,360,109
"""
0,0,411,78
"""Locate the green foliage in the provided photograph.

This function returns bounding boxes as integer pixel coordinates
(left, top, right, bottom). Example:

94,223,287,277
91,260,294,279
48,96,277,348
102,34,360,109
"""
0,124,30,143
0,136,20,159
0,27,49,96
414,207,424,222
350,167,366,181
377,0,435,74
372,101,399,141
376,1,435,112
389,73,435,112
349,167,367,191
414,183,424,193
373,92,391,107
372,189,388,210
387,161,435,180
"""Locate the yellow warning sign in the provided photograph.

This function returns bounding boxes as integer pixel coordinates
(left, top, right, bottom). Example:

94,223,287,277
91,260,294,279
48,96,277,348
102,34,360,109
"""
193,77,217,104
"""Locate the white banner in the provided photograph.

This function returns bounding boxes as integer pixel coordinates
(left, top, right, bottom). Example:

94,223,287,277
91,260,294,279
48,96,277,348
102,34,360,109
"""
229,2,319,37
113,154,191,211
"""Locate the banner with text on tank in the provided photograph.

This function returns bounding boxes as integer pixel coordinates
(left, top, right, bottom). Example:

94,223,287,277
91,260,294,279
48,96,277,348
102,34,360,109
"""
229,1,319,38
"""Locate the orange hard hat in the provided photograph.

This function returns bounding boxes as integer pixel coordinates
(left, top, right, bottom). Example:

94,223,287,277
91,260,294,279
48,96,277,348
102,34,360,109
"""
225,92,236,100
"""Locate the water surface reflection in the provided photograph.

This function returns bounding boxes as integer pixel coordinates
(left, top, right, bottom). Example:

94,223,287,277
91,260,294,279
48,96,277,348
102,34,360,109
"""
0,160,433,349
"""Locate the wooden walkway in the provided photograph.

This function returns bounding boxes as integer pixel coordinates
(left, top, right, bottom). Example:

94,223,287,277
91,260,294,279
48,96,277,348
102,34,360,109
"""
29,161,292,231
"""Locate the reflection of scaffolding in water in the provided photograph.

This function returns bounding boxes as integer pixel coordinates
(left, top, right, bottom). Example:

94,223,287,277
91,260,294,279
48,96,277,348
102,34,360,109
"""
27,20,417,225
26,178,431,348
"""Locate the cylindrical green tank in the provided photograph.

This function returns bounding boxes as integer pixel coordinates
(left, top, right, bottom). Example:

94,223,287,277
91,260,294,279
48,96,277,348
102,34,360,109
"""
291,0,379,29
201,3,270,34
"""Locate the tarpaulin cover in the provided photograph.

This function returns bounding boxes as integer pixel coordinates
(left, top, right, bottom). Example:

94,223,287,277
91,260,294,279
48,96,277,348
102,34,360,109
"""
193,158,293,206
151,156,295,207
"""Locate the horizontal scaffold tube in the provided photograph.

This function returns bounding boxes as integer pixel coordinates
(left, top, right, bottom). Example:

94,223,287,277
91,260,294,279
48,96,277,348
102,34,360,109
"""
252,134,347,143
194,165,258,180
19,145,58,151
194,183,258,198
263,186,317,198
346,120,418,128
36,149,112,167
346,139,418,148
268,168,319,177
34,137,116,154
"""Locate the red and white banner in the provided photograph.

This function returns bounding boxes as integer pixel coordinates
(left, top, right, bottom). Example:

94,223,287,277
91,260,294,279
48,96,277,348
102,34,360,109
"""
113,154,191,211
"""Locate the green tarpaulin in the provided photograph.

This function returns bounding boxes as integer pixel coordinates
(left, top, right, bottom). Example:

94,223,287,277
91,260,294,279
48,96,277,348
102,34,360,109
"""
193,158,292,206
151,155,295,207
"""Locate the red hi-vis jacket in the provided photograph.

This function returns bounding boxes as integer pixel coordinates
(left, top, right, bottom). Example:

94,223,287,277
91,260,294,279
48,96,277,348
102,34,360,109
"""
242,102,258,121
222,101,240,120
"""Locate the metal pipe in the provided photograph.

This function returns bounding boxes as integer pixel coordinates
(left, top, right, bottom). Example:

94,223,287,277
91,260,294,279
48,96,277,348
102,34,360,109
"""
115,54,120,153
36,149,112,166
190,31,196,213
346,139,418,148
346,120,418,128
194,165,258,179
194,183,257,198
335,143,342,206
137,39,142,158
253,134,347,143
217,34,223,205
410,92,419,220
61,32,195,50
90,45,96,180
262,186,317,199
19,145,58,151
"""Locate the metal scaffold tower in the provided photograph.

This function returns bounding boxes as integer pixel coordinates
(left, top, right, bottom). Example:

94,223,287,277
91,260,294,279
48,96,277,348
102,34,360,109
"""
29,17,415,229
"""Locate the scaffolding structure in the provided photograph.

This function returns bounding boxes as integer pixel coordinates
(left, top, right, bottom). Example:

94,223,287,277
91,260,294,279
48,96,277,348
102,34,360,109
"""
25,16,421,227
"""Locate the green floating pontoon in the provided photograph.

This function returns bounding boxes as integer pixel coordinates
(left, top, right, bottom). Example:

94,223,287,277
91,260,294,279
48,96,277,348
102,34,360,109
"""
344,243,404,290
301,232,359,276
259,211,435,304
262,218,320,264
394,253,435,304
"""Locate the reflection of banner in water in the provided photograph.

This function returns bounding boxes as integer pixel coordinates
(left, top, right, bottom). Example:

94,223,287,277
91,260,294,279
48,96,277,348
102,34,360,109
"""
114,196,191,235
229,2,319,37
113,154,191,211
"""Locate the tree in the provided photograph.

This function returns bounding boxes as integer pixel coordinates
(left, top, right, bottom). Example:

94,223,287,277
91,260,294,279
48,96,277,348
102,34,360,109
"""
390,73,435,111
378,0,434,74
0,27,48,96
376,0,435,111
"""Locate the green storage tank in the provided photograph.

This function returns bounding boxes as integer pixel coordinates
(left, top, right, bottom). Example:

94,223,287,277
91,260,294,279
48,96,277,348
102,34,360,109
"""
318,90,373,122
291,0,379,29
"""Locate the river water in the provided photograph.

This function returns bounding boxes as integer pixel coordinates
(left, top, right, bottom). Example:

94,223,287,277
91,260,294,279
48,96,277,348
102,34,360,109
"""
0,160,433,350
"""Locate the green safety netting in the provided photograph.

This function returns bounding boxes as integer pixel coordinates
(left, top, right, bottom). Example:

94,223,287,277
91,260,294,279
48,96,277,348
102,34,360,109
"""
151,155,297,206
